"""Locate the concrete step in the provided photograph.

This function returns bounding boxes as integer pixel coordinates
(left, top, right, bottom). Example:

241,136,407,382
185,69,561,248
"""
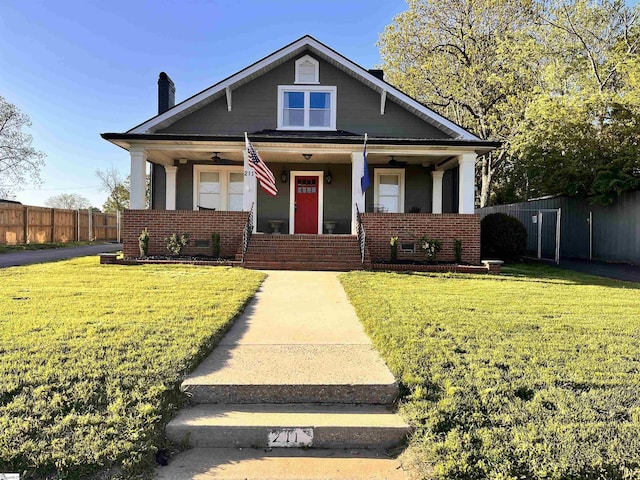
241,234,370,270
242,261,367,271
155,447,408,479
166,404,410,449
182,345,398,404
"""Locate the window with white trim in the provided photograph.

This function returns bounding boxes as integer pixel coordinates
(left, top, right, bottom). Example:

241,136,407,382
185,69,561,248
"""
295,55,319,84
277,85,337,130
374,169,405,213
194,166,243,211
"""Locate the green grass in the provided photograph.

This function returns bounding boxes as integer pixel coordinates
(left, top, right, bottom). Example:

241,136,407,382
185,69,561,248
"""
0,257,265,479
0,241,102,254
340,264,640,480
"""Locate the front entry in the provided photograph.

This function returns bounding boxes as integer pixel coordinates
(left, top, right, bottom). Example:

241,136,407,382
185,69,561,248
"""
294,176,319,234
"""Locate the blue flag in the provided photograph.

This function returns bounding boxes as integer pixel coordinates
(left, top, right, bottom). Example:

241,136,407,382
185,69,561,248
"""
360,133,370,195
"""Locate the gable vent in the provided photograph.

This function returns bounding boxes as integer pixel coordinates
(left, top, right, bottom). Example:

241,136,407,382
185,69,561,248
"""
295,55,319,84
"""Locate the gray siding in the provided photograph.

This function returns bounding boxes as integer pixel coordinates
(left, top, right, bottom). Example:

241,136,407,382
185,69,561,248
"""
477,190,640,265
256,162,352,234
176,162,195,210
363,165,437,214
159,53,450,138
151,164,166,210
442,168,459,214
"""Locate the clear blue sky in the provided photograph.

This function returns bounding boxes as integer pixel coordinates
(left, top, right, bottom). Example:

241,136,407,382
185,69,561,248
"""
0,0,406,208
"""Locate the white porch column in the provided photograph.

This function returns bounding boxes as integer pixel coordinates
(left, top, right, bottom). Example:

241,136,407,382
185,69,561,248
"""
130,147,147,210
243,148,258,232
351,151,365,234
431,170,444,214
458,153,477,214
164,165,177,210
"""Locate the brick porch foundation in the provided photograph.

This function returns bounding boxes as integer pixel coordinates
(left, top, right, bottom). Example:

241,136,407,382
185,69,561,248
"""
122,210,249,258
361,213,481,264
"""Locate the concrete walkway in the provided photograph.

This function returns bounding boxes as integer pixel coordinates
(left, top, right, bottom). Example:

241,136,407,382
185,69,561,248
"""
0,243,122,268
157,271,409,480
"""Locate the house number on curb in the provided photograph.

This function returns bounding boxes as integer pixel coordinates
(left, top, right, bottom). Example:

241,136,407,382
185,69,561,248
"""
268,427,313,447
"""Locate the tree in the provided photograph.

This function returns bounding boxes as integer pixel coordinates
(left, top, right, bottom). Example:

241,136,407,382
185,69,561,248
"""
96,167,129,213
513,0,640,204
0,96,45,197
378,0,542,207
96,167,150,213
45,193,91,210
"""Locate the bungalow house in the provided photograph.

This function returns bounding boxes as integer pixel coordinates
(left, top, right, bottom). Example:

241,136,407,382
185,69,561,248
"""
102,35,498,269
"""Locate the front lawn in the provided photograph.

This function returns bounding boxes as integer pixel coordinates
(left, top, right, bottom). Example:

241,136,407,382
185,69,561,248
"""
340,264,640,479
0,257,264,479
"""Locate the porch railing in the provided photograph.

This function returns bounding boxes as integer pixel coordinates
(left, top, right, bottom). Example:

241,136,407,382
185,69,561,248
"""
241,202,254,263
355,203,366,263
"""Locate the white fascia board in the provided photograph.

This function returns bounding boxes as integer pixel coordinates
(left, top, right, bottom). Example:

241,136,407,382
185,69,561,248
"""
128,35,479,140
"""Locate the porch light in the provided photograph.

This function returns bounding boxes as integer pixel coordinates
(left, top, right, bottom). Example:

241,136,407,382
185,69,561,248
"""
325,170,332,184
281,170,288,183
302,153,313,160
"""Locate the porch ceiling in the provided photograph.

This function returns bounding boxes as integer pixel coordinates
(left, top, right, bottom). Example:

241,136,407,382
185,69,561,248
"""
145,149,452,167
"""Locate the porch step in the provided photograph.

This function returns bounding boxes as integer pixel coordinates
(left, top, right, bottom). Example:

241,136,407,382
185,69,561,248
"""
165,404,410,449
242,234,370,270
182,344,398,404
155,448,407,480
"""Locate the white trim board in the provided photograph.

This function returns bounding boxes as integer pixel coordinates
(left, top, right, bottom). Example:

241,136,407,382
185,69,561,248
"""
127,35,478,140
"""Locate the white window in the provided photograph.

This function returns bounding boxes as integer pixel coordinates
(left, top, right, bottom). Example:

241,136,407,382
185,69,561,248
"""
193,165,244,211
277,85,337,130
374,169,405,213
295,55,319,84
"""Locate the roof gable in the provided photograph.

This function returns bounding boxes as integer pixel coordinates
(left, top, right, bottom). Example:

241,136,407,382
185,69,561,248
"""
128,35,479,140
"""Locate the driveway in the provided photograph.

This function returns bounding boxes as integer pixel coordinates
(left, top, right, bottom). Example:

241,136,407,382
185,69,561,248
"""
0,243,122,268
557,258,640,283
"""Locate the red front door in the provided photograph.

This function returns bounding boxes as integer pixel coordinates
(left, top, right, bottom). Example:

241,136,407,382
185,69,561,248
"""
294,176,319,234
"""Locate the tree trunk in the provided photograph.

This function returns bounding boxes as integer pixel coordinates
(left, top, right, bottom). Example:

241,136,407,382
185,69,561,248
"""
479,155,493,208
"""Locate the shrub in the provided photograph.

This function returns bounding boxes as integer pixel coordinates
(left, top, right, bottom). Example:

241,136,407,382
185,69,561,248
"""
390,236,398,261
454,239,462,263
211,232,221,258
165,233,190,256
138,228,149,257
481,213,527,261
419,236,442,261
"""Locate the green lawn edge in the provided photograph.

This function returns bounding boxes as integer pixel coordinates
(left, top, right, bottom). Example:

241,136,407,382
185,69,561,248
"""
0,258,265,479
340,264,640,480
0,241,111,254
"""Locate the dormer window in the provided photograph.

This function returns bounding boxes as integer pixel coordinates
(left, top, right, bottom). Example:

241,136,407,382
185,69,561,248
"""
277,86,337,130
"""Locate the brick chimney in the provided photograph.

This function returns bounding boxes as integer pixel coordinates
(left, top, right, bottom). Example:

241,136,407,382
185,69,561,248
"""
158,72,175,114
368,69,384,81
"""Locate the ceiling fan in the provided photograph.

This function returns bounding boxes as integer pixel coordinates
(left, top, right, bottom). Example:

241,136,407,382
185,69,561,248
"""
388,155,408,166
210,152,241,165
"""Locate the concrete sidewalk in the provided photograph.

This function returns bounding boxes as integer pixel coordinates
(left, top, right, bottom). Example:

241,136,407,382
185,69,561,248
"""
0,243,122,268
157,271,409,479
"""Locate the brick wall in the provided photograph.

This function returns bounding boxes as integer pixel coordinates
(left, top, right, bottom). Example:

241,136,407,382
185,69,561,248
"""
122,210,249,258
361,213,481,264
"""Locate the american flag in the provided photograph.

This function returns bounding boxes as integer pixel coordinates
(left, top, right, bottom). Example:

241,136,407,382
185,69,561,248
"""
245,134,278,196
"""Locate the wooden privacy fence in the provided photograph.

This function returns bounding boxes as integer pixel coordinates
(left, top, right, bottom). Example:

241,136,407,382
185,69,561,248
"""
0,203,120,245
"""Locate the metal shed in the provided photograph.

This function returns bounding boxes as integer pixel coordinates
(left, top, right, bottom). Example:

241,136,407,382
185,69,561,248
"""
477,190,640,266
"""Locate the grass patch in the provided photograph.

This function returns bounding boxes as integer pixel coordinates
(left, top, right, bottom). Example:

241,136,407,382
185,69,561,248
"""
0,241,104,254
340,264,640,479
0,257,265,478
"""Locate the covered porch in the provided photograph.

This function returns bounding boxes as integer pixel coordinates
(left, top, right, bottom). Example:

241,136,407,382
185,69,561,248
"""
124,136,484,236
